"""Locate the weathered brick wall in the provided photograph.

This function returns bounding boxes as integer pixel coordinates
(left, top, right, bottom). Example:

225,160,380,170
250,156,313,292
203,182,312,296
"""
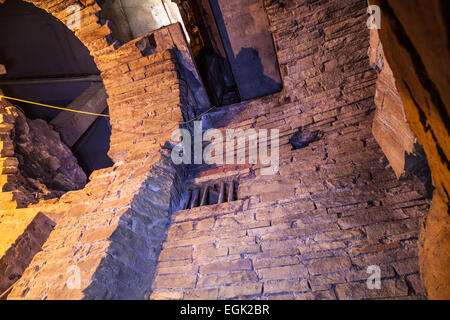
1,1,196,299
0,0,439,300
150,0,430,300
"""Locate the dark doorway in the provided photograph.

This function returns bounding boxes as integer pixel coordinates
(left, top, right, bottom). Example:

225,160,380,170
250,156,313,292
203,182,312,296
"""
177,0,282,105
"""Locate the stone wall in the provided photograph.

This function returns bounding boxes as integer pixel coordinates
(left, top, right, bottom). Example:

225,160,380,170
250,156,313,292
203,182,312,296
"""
150,0,430,300
369,0,450,299
0,209,54,297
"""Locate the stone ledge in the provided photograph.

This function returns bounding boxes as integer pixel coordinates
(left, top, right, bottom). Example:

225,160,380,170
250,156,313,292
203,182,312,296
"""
172,200,244,223
0,210,55,296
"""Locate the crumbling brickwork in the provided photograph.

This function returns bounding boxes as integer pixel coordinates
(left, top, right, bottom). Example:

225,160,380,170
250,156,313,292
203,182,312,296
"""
369,0,450,299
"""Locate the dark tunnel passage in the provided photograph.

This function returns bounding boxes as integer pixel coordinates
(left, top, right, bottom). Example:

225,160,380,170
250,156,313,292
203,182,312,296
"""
0,0,113,178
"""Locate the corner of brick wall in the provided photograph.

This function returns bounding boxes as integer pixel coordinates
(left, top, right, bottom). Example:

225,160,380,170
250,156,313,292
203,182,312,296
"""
2,1,197,299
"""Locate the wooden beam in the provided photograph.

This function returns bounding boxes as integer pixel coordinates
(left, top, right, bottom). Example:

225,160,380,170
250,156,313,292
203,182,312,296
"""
200,185,209,206
50,83,108,147
182,190,191,210
0,75,101,86
228,181,234,202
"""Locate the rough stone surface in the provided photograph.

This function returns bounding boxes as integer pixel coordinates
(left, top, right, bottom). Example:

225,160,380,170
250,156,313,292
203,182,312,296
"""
0,209,54,297
150,0,431,300
14,110,87,198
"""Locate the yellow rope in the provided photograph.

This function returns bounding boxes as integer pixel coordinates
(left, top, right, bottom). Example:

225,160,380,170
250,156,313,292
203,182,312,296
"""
0,95,217,124
0,95,110,117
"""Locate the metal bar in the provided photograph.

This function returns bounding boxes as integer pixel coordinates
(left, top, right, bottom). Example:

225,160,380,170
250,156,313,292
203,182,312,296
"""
228,181,234,202
190,189,200,209
200,185,209,206
182,190,191,210
218,182,225,204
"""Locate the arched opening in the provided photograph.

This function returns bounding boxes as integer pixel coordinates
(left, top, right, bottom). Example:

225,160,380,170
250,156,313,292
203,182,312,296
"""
101,0,282,107
0,0,113,200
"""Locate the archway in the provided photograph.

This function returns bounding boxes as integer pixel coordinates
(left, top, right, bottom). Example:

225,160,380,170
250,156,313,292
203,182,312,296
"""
0,0,113,202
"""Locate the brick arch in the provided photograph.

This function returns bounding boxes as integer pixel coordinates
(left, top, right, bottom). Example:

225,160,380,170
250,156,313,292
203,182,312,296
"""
1,0,437,301
0,0,131,210
11,0,189,170
1,0,193,299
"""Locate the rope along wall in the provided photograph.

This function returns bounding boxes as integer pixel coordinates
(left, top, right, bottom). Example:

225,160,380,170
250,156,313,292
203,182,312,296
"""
0,95,218,124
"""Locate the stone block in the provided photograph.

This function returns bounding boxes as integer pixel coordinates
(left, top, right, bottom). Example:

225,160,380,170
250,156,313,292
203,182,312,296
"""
307,256,352,276
197,271,258,288
256,264,308,281
153,274,197,289
218,283,262,299
200,259,252,275
335,279,409,300
159,247,193,262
